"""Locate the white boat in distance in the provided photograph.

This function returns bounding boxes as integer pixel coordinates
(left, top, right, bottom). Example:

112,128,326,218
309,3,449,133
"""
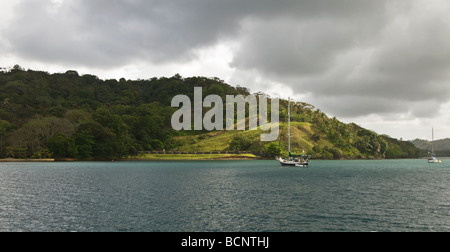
428,128,442,164
428,156,441,164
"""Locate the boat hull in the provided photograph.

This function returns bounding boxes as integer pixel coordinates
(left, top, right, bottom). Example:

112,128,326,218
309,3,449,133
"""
279,158,309,167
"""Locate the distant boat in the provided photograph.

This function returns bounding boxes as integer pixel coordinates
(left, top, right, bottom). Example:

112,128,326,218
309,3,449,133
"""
428,128,442,164
428,156,441,164
278,98,310,167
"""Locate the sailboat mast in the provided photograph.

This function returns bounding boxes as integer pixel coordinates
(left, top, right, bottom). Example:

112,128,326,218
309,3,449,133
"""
432,128,435,154
288,97,291,154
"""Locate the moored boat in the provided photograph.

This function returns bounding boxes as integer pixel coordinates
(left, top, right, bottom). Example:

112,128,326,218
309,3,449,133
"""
428,128,442,164
278,98,311,167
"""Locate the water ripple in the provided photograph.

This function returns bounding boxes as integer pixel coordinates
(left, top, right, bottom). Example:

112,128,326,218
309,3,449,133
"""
0,160,449,232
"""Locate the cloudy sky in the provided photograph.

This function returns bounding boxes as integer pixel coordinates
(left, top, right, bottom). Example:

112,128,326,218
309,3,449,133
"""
1,0,450,140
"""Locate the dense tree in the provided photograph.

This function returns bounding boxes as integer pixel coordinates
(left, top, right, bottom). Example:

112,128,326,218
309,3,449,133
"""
0,120,12,158
265,142,282,158
0,67,253,159
0,66,419,160
48,133,71,158
229,135,253,152
72,130,95,159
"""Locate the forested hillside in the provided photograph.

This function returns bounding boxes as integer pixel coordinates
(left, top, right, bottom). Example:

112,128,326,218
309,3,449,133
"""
412,138,450,157
0,65,251,159
0,65,418,160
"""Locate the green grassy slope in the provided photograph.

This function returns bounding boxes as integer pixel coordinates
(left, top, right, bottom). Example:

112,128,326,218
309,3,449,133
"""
172,121,419,159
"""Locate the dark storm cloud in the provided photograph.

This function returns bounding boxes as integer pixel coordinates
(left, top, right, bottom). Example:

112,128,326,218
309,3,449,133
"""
5,0,388,67
4,0,450,120
5,0,242,66
229,0,450,118
231,1,390,76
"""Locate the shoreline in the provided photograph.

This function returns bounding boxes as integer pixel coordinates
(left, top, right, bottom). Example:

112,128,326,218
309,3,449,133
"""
0,159,55,162
125,153,261,161
0,156,437,162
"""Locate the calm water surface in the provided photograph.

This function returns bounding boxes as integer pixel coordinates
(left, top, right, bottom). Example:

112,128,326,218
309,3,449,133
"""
0,159,449,232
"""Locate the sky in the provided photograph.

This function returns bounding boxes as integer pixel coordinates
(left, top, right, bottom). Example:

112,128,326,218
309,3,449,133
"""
1,0,450,141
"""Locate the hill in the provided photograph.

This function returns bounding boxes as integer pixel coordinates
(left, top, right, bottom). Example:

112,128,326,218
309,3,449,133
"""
411,138,450,157
172,112,418,160
0,65,419,160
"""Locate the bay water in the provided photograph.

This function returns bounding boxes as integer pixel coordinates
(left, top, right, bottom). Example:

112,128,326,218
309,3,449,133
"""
0,159,449,232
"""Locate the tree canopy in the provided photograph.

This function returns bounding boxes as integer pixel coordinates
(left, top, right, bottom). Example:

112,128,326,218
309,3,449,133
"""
0,66,418,160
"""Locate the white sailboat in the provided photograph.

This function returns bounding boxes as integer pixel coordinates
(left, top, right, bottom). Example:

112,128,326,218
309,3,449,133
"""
428,128,442,164
278,98,310,167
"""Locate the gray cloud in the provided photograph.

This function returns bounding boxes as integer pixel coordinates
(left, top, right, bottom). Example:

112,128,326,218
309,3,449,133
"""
5,0,389,67
231,1,389,76
4,0,450,124
230,0,450,119
5,0,246,66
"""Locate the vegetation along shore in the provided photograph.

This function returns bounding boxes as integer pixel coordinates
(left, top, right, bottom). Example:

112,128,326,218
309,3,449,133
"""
0,66,419,161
